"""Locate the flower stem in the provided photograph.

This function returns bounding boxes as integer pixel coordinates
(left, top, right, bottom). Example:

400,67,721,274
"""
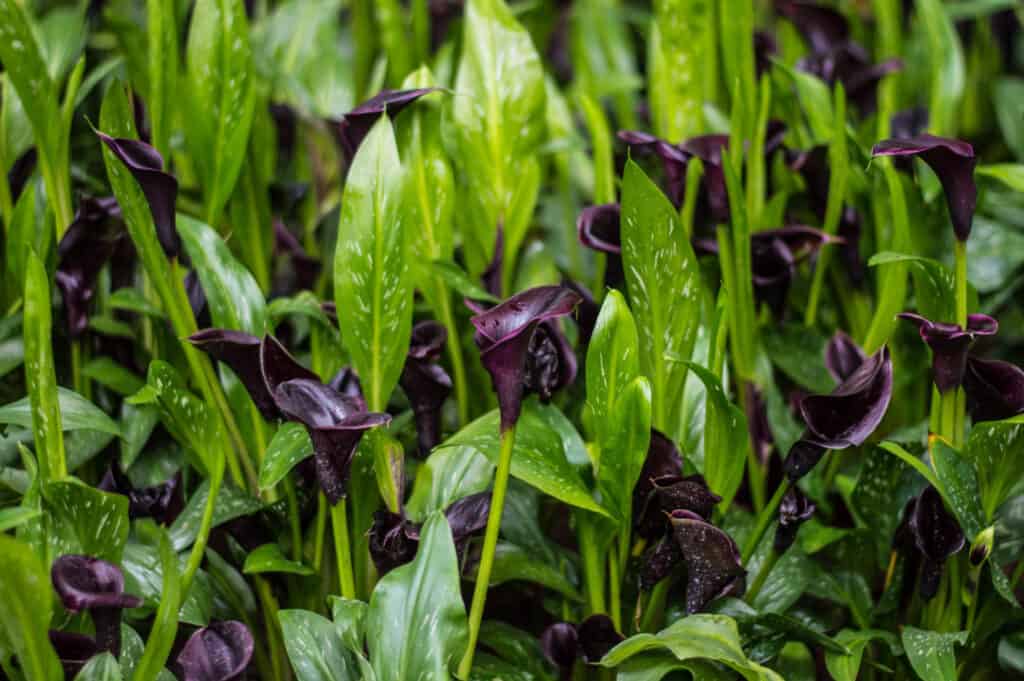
741,479,789,564
639,578,669,633
608,545,622,631
578,514,607,615
458,425,516,680
331,499,356,600
182,459,223,600
744,548,778,604
954,240,968,328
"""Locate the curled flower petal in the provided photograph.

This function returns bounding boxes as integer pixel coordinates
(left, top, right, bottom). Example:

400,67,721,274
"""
635,474,721,542
632,429,685,539
909,486,965,600
274,220,321,293
898,313,998,392
56,196,125,337
328,366,366,408
825,330,865,383
679,135,730,223
274,379,390,504
189,330,274,419
577,204,623,288
782,439,828,481
774,487,815,553
177,621,254,681
52,555,142,655
470,286,581,430
750,237,795,317
669,510,746,613
871,135,977,241
96,131,180,258
368,511,419,575
401,321,453,456
577,615,624,663
540,622,578,671
444,491,491,542
337,88,439,160
964,356,1024,422
260,334,323,400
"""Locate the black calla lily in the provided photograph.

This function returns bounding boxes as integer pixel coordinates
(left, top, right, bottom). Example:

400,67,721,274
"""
576,203,624,289
825,330,866,383
469,286,581,431
871,135,977,241
337,88,438,161
632,429,685,539
540,615,623,671
96,131,181,258
907,486,965,600
328,366,366,408
400,321,453,457
540,621,578,677
784,346,893,479
49,630,99,679
98,463,182,524
635,474,721,543
51,555,142,656
774,487,815,553
176,621,254,681
55,196,126,337
899,313,998,392
669,510,747,613
964,356,1024,422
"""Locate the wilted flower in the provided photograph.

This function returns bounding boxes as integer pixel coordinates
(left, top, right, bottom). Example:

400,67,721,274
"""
669,510,747,613
400,321,453,457
336,88,438,161
55,196,125,337
469,286,581,431
784,346,894,480
871,135,977,241
824,330,865,383
176,621,254,681
51,555,142,656
899,312,998,392
96,131,180,258
774,487,816,553
964,356,1024,422
98,463,182,524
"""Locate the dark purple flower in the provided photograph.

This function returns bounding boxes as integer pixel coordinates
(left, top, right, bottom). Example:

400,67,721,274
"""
274,220,321,293
563,280,600,345
908,486,965,600
469,286,581,431
577,615,624,663
400,321,453,457
825,330,866,383
632,429,685,539
638,535,682,590
754,30,779,76
96,131,180,258
899,313,998,392
55,196,126,337
540,622,578,675
51,555,142,655
798,44,902,115
871,135,977,241
328,366,366,408
679,135,731,224
577,204,624,289
964,356,1024,422
176,621,254,681
7,147,37,203
774,487,815,553
273,378,390,504
669,510,746,613
539,615,623,671
784,346,893,479
776,0,850,54
336,88,438,161
98,463,182,524
634,474,721,542
49,630,99,679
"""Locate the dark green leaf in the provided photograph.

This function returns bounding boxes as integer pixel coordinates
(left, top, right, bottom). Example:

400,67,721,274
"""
258,422,313,491
44,479,130,562
474,543,581,601
0,387,122,437
762,324,834,393
684,362,748,510
168,480,262,551
405,446,494,522
83,358,146,396
243,543,315,576
0,535,62,681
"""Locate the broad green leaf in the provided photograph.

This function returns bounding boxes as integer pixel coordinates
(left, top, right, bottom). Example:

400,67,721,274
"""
901,627,967,681
169,480,262,551
177,214,267,334
994,77,1024,161
0,505,41,531
965,417,1024,519
685,362,749,511
825,629,901,681
75,652,122,681
186,0,256,225
977,163,1024,192
405,446,495,521
447,0,546,276
600,614,783,681
771,61,834,144
130,530,180,681
0,0,58,163
595,377,651,525
244,543,315,576
762,323,833,393
267,291,333,327
0,387,121,437
334,116,411,412
930,439,985,539
119,402,160,469
23,251,66,480
621,160,702,436
585,289,641,445
329,596,368,650
477,621,552,681
868,252,968,323
965,215,1024,293
136,361,220,473
4,182,50,305
648,0,716,140
279,609,356,681
83,357,146,396
439,404,607,515
108,288,164,318
146,0,177,156
44,479,130,563
0,535,62,681
477,542,581,601
259,422,313,491
366,513,468,681
917,0,965,136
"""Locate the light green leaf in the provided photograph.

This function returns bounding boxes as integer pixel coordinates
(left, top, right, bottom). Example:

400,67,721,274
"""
685,362,749,510
259,422,313,491
917,0,964,136
244,543,315,576
146,0,177,156
405,446,495,522
0,535,62,681
648,0,716,140
977,163,1024,192
83,357,146,396
0,0,58,163
0,387,121,437
0,505,41,531
825,629,901,681
43,479,130,563
75,652,122,681
279,609,355,681
901,627,967,681
130,530,180,681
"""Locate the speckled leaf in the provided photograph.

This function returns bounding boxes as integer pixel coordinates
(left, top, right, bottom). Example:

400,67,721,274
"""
168,480,262,551
476,542,581,601
621,160,702,435
333,116,411,412
930,439,984,539
0,0,58,163
23,252,65,481
279,609,355,681
259,422,313,491
405,446,495,522
75,652,121,681
762,323,834,393
0,535,62,681
366,513,468,681
586,289,641,445
598,377,652,525
825,629,901,681
901,627,967,681
136,361,219,473
965,416,1024,519
684,362,748,511
43,479,130,562
0,387,121,437
649,0,716,140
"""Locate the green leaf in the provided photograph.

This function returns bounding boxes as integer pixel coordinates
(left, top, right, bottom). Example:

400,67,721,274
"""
621,160,702,438
130,530,181,681
771,61,834,144
965,417,1024,519
476,542,581,601
279,609,355,681
994,77,1024,161
586,289,641,445
917,0,965,136
366,513,468,681
0,0,58,164
177,214,268,334
146,0,177,156
0,505,40,531
243,543,315,576
405,446,494,522
825,629,901,681
878,441,944,492
83,357,146,396
43,479,130,562
108,288,164,318
684,362,748,510
334,116,411,412
259,422,313,491
868,252,965,323
597,377,652,525
428,259,500,304
75,652,122,681
929,439,985,539
0,535,62,681
648,0,716,140
446,0,546,276
185,0,256,224
23,251,66,480
977,163,1024,192
168,480,261,551
439,403,607,515
0,387,121,437
4,182,51,305
901,627,968,681
138,361,219,472
600,614,783,681
762,323,834,393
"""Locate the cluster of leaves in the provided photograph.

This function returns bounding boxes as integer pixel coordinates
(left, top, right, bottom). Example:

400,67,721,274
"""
1,0,1024,680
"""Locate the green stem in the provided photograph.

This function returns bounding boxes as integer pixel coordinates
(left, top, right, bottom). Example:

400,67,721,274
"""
578,514,607,615
608,545,622,631
741,480,790,564
255,577,285,681
739,381,765,512
313,493,327,571
458,425,516,680
745,549,779,604
954,240,968,328
284,478,303,562
639,578,670,633
331,499,356,600
181,462,223,600
437,286,469,426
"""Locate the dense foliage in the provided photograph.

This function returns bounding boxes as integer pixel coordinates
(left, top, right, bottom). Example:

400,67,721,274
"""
1,0,1024,679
